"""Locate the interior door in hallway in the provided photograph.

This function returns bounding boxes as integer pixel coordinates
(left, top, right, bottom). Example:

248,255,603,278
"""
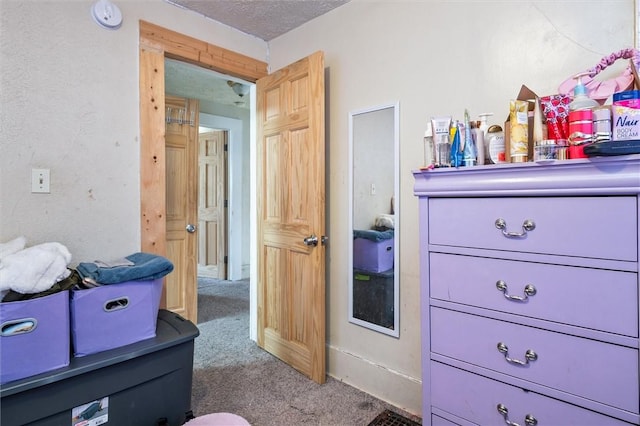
198,130,227,280
164,95,198,323
256,51,326,384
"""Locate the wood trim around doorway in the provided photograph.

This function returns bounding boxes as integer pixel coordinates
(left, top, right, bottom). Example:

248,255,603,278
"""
138,20,268,256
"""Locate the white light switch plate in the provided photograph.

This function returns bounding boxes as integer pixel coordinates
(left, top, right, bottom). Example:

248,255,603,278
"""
31,168,50,193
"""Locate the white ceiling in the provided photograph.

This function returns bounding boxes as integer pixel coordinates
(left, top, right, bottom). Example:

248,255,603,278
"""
164,0,350,110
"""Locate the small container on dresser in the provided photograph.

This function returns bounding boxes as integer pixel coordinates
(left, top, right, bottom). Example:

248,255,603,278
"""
413,155,640,426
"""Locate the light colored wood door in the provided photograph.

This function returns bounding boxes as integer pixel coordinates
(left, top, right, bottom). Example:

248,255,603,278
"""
198,130,227,279
164,95,198,323
256,51,326,383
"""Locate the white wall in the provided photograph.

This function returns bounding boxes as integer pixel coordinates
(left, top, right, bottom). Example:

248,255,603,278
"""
268,0,634,415
0,0,266,264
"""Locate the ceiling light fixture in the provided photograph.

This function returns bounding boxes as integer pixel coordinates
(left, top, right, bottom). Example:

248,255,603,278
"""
227,81,250,98
91,0,123,30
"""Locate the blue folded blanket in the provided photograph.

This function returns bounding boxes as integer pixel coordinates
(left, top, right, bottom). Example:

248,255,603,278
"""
353,229,394,242
77,252,174,285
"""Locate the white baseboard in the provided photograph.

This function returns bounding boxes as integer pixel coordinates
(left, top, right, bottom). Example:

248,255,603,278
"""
327,344,422,417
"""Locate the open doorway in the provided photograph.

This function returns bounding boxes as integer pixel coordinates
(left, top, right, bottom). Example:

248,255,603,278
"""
165,59,252,283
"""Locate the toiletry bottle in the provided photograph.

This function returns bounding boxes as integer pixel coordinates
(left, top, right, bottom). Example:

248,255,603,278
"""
431,116,452,167
593,106,612,142
509,100,530,163
486,125,505,164
449,120,463,168
462,109,476,166
478,113,493,163
478,113,493,137
472,121,485,165
569,72,600,111
532,96,546,145
423,122,435,167
568,72,599,158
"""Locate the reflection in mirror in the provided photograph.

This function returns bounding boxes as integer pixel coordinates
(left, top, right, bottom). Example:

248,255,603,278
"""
348,103,399,337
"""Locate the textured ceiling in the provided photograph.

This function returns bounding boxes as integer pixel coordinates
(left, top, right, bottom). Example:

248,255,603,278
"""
166,0,350,41
165,0,350,111
165,58,250,109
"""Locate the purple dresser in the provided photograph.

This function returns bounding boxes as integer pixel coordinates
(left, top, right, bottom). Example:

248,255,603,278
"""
413,155,640,426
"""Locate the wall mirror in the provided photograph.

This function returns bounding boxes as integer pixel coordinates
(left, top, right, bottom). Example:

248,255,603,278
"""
348,102,400,337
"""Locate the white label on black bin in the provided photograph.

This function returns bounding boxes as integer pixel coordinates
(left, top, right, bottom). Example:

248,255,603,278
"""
72,397,109,425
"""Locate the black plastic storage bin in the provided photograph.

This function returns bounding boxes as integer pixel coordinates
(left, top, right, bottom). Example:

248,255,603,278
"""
0,309,199,426
353,268,394,328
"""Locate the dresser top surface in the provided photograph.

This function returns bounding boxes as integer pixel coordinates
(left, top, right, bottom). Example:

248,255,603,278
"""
413,154,640,197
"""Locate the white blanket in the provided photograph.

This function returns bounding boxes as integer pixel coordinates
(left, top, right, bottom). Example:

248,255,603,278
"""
0,237,72,295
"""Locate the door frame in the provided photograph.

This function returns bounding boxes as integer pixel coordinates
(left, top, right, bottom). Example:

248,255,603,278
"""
138,21,267,322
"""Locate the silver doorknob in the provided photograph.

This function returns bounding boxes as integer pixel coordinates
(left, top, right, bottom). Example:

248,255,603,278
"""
303,234,318,246
186,224,197,233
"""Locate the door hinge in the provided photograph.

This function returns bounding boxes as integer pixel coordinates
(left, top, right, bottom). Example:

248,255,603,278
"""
224,143,228,152
224,199,228,208
224,256,228,264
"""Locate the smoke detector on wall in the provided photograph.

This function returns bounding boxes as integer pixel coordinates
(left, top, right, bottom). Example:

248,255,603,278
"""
92,0,123,30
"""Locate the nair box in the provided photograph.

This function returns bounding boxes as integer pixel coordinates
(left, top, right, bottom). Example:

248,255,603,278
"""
613,90,640,141
0,291,70,384
70,279,163,357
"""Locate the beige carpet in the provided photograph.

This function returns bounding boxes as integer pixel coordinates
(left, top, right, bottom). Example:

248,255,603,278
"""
190,278,421,425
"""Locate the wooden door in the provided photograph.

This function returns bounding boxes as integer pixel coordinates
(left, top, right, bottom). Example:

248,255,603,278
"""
256,51,326,383
164,95,198,323
198,130,227,280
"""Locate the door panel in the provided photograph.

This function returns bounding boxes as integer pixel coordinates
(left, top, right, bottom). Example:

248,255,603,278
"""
164,95,198,323
198,130,227,279
257,51,326,383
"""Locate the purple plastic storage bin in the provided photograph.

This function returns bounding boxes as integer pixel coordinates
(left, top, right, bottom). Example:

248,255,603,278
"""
353,237,394,273
0,290,70,384
70,279,163,357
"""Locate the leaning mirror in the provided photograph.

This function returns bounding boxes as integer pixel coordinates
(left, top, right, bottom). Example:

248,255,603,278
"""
348,103,400,337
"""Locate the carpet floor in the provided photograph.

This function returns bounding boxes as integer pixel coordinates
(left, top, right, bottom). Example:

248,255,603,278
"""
191,278,421,426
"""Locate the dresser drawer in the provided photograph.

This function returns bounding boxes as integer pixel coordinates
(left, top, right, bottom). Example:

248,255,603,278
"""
431,415,461,426
428,196,637,261
431,307,639,413
429,253,638,337
431,361,633,425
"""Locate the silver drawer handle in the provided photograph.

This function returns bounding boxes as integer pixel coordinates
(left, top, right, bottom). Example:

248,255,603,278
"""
496,280,537,302
497,342,538,366
497,404,538,426
495,218,536,238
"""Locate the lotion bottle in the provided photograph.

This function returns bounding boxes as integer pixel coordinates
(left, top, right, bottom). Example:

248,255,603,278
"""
478,113,493,162
568,72,599,158
478,113,493,136
569,72,599,111
486,125,505,164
